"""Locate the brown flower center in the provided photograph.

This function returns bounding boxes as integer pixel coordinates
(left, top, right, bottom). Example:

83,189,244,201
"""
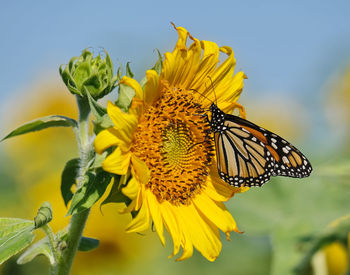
131,86,213,205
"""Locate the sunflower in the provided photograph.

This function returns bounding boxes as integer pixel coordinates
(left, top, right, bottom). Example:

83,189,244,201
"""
94,24,249,261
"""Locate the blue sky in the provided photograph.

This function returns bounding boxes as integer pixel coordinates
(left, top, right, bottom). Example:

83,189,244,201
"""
1,1,350,97
1,1,350,149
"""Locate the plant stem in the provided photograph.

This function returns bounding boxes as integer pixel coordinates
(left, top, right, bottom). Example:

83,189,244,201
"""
54,96,91,275
41,224,59,267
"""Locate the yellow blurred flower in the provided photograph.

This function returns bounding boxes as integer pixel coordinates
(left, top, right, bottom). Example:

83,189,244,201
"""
306,215,350,275
325,65,350,149
312,242,348,275
95,24,249,261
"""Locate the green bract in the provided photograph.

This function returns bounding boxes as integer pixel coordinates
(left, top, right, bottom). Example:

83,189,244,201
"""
59,49,118,99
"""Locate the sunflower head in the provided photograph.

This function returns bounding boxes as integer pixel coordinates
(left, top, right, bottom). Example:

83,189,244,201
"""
95,24,249,262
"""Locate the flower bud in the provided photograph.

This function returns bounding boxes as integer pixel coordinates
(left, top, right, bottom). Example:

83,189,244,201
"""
59,49,117,99
34,201,53,229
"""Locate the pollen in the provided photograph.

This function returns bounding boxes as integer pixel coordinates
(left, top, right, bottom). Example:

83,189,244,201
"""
131,86,214,205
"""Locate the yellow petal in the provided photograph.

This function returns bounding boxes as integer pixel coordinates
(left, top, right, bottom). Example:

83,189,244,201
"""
161,52,176,82
160,202,181,257
143,70,160,104
203,46,236,99
162,24,197,88
181,36,202,89
194,193,239,233
176,230,193,261
121,177,139,200
119,199,136,214
131,155,150,185
107,101,138,138
102,147,131,175
205,175,234,202
218,101,246,119
94,128,122,154
120,76,144,100
125,198,150,233
208,165,250,200
216,71,247,110
177,203,221,261
190,40,220,92
172,25,188,52
135,182,144,211
146,190,165,246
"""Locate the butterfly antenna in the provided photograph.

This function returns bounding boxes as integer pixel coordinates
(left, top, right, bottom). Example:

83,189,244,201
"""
189,88,213,107
207,76,218,105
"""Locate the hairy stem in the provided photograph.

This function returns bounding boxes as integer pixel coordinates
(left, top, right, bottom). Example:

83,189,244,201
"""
41,224,59,275
54,96,91,275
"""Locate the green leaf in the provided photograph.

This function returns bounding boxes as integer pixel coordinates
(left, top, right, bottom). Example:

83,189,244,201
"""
67,171,112,215
17,237,54,265
101,175,130,206
2,115,77,141
78,237,99,252
61,158,80,207
0,218,35,265
115,84,135,112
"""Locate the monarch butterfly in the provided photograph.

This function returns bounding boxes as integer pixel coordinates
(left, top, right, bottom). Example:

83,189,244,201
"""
208,103,312,187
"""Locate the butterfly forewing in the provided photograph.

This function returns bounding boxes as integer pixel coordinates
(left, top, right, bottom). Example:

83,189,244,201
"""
231,115,313,179
209,103,312,187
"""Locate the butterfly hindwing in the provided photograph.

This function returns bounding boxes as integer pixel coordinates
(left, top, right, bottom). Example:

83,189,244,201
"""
214,120,275,187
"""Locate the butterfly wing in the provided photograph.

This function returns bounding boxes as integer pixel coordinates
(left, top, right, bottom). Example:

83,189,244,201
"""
230,114,313,178
214,113,312,187
214,120,276,187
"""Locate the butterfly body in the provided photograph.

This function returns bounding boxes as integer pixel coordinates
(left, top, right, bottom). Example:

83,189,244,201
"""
208,103,312,187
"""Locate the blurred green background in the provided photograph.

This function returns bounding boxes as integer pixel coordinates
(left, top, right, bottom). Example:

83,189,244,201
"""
1,1,350,275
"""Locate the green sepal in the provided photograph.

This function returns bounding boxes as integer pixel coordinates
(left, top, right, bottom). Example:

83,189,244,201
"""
67,170,112,216
126,62,134,78
115,83,135,112
86,91,114,133
34,202,53,229
93,115,114,134
86,91,107,118
91,151,107,169
151,49,163,75
0,218,35,265
100,175,130,206
17,237,54,265
78,237,99,252
2,115,77,141
61,158,80,207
